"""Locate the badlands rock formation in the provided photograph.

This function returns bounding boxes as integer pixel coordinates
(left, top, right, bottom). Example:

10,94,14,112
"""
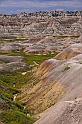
33,44,82,124
35,98,82,124
0,12,82,124
0,55,26,73
17,43,82,124
55,43,82,60
0,14,82,54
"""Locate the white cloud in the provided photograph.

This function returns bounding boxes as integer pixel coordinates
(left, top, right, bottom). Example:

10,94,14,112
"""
0,0,82,10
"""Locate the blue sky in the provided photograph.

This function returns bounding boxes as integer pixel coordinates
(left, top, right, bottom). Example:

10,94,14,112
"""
0,0,82,14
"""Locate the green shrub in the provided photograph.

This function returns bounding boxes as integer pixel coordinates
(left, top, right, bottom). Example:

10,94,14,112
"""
63,65,70,71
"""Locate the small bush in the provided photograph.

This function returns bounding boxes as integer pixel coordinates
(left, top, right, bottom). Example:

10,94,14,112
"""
63,65,70,72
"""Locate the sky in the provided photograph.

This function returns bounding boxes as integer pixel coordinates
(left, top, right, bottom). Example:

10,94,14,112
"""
0,0,82,14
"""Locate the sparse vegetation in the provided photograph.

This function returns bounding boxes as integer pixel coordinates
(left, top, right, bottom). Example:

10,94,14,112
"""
63,65,70,71
0,51,58,65
53,35,80,39
0,110,35,124
0,50,58,123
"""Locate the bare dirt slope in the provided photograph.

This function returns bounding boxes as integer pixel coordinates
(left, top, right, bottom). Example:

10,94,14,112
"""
33,44,82,123
34,98,82,124
17,44,82,116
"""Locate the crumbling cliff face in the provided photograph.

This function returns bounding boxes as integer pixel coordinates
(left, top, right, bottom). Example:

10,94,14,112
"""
33,44,82,123
0,15,82,37
0,14,81,36
0,16,82,54
16,43,82,124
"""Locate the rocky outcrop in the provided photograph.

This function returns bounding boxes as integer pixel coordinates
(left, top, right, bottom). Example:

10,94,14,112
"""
0,15,82,54
17,43,82,124
0,55,26,73
33,44,82,123
55,43,82,60
35,98,82,124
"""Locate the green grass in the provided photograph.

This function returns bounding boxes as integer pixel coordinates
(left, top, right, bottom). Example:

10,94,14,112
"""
0,71,35,88
23,53,57,65
0,110,35,124
0,64,38,124
0,49,58,124
53,35,80,39
0,51,58,65
0,36,28,43
0,92,35,123
0,69,36,124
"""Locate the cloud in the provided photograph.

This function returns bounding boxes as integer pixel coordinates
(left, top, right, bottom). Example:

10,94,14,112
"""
0,0,82,13
0,0,82,8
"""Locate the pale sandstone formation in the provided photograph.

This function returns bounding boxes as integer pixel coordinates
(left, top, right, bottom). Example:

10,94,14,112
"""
17,44,82,124
33,44,82,124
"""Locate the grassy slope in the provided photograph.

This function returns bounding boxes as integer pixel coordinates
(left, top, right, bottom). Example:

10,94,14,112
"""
0,50,58,124
0,71,35,124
